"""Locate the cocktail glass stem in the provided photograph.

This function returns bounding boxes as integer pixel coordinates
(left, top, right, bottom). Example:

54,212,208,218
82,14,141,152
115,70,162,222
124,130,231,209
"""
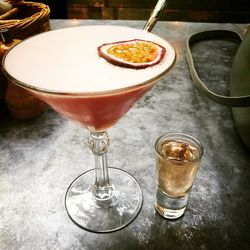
89,132,115,204
65,130,143,233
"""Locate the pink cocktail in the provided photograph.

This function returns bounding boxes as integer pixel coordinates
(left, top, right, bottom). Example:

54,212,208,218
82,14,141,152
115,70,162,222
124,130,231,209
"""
3,25,176,232
31,81,155,132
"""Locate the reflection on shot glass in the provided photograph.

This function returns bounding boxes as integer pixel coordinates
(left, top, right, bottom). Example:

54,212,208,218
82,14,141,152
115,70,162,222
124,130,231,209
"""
154,132,204,219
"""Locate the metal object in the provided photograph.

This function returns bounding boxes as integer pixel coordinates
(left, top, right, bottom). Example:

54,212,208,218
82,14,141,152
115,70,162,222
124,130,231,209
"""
144,0,167,32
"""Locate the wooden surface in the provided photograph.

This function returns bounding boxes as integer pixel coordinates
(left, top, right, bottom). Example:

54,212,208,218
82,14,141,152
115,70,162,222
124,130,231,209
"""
67,0,250,22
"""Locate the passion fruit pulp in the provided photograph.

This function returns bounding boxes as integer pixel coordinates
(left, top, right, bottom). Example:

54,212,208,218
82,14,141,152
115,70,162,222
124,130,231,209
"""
98,39,166,69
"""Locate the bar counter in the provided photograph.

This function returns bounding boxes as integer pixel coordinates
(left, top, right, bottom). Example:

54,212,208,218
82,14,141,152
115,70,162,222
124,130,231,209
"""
0,20,249,249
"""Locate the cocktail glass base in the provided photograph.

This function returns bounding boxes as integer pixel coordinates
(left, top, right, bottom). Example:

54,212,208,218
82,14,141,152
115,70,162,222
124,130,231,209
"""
65,167,143,233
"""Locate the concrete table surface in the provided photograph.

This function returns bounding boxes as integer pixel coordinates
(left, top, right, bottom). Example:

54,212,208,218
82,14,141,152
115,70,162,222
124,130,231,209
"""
0,20,249,250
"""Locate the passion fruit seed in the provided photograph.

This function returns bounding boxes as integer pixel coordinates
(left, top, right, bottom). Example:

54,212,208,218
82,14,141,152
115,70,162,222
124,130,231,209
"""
108,42,158,64
98,39,166,69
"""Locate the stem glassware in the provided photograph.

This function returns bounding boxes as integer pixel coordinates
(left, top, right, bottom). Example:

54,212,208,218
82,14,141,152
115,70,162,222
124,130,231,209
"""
3,25,175,232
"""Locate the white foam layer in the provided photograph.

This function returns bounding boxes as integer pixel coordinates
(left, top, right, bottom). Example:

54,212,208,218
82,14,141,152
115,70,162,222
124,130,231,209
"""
4,25,175,93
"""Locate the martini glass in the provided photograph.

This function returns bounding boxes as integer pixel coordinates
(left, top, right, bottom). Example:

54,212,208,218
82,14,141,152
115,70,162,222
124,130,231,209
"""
3,24,175,232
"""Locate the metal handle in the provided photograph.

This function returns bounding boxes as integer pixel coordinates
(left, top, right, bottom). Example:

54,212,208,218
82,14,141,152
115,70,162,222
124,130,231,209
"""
144,0,167,32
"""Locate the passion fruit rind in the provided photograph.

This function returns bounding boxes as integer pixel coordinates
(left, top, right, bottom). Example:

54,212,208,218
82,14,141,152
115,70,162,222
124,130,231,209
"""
98,39,166,69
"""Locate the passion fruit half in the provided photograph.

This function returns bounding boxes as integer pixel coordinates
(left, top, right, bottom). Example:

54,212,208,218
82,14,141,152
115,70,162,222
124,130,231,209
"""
97,39,166,69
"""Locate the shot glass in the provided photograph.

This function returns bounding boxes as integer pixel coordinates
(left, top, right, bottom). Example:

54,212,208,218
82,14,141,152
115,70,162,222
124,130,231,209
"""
154,132,204,219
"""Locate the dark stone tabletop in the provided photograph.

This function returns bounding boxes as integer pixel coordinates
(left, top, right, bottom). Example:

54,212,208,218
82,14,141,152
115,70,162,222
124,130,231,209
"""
0,20,249,250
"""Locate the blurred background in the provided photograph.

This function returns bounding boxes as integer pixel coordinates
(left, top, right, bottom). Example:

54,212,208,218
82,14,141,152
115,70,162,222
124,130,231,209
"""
35,0,250,22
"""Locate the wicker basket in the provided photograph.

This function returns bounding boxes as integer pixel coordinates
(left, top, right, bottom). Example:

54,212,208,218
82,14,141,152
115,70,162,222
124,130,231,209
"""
0,1,50,40
0,1,50,120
